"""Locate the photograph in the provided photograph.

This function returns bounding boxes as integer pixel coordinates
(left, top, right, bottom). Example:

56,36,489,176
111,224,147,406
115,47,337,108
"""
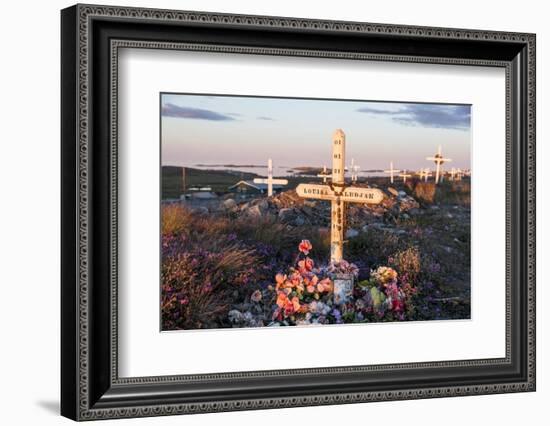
160,93,472,331
56,3,537,421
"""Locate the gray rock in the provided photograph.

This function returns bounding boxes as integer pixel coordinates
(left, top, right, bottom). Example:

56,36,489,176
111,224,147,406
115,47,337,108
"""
368,222,388,230
346,228,359,238
388,187,399,197
301,206,313,216
222,198,237,210
398,196,420,212
388,228,407,235
256,199,269,211
278,208,295,222
194,206,209,215
293,216,306,226
398,190,407,197
246,205,262,218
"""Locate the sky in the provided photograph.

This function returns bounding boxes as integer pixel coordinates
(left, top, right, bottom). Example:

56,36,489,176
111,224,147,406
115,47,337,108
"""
161,93,471,172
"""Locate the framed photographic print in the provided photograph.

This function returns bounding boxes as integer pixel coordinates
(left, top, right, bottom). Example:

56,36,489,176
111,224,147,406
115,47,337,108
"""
61,4,536,421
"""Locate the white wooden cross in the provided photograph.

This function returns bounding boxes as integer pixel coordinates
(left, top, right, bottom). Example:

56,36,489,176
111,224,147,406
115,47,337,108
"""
416,169,427,181
253,158,288,196
349,158,361,183
384,161,400,184
317,165,330,183
426,145,452,184
456,168,463,181
423,168,432,182
399,169,412,183
450,167,456,181
296,129,384,262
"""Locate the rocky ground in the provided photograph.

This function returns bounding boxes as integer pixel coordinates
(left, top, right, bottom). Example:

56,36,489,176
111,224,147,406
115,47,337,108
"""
168,178,471,324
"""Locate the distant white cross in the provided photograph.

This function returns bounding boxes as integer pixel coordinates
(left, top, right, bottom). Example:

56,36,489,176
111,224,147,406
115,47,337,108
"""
349,158,361,183
423,168,432,182
450,167,456,181
399,169,412,183
384,161,401,184
253,158,288,196
426,145,452,184
417,169,427,181
296,129,384,262
317,165,330,183
456,168,463,181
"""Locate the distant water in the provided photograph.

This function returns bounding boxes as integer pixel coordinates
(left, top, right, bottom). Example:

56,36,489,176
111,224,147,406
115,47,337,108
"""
188,164,387,178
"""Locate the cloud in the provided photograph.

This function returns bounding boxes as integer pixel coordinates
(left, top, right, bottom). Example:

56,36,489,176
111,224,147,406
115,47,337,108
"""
257,116,275,121
161,103,236,121
357,104,471,130
356,106,396,115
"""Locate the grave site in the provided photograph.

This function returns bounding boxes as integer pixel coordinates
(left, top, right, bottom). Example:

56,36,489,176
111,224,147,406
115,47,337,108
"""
161,130,471,330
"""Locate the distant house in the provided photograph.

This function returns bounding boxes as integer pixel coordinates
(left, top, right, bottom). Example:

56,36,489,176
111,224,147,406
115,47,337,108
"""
184,186,218,200
228,180,285,195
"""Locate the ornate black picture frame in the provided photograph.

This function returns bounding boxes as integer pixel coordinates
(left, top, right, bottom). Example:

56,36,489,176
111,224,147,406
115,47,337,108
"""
61,4,536,421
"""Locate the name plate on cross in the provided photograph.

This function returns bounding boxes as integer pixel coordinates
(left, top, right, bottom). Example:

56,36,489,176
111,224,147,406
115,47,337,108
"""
296,184,384,204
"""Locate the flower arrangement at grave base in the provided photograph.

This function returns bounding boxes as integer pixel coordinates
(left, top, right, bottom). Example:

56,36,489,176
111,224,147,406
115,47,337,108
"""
268,239,336,326
353,266,417,321
253,240,418,326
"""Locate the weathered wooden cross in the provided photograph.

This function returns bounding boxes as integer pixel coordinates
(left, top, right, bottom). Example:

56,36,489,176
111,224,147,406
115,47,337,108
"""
296,129,384,263
399,169,412,183
417,168,431,182
349,158,361,183
317,165,330,183
456,168,463,181
253,158,288,196
450,167,456,181
384,161,400,184
426,145,452,184
421,168,432,182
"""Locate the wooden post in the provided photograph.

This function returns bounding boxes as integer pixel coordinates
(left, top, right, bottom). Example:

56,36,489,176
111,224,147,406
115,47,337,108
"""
427,145,452,184
331,129,346,263
317,165,330,183
384,161,400,184
296,129,384,263
181,166,186,196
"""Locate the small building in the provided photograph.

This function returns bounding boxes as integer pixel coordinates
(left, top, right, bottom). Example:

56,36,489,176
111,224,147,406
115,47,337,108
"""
184,186,218,200
228,180,285,195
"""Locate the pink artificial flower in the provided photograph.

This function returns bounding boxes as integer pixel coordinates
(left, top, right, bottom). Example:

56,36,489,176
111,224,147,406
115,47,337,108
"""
318,278,333,293
290,271,302,286
392,298,404,312
298,239,313,255
276,292,289,308
298,257,314,273
284,300,296,317
275,273,286,285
